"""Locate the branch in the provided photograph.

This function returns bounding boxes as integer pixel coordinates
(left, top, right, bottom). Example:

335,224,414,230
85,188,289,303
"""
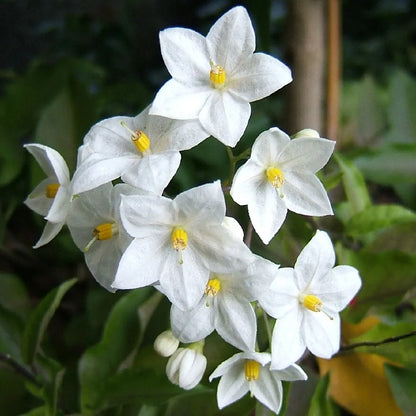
339,330,416,352
0,352,40,385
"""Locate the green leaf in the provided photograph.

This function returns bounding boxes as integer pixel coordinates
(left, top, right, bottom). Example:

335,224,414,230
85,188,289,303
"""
385,69,416,145
336,246,416,322
385,364,416,416
307,374,340,416
346,204,416,236
21,278,77,365
354,143,416,185
35,355,65,416
79,287,153,415
348,321,416,366
18,406,48,416
334,153,371,219
0,273,30,320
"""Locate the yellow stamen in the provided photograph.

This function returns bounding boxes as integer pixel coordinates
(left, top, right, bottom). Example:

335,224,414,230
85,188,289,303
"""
266,167,285,188
245,360,260,396
205,278,221,306
171,228,188,264
45,183,60,198
84,222,118,252
302,294,333,320
210,63,226,87
120,121,150,153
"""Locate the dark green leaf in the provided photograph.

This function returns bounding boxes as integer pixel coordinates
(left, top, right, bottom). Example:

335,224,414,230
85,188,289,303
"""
307,374,340,416
21,278,77,365
79,287,153,415
385,364,416,416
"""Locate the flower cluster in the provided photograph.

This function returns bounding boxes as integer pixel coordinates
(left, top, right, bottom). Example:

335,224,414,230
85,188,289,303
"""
24,7,361,415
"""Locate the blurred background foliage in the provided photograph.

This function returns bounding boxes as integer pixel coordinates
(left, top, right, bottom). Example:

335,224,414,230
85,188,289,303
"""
0,0,415,415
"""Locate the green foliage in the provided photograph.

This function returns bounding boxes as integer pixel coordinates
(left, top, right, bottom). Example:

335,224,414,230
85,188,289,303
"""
385,364,416,416
307,374,340,416
21,278,77,366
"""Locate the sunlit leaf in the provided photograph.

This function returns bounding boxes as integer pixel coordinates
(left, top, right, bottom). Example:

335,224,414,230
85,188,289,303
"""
346,204,416,236
21,278,77,365
336,246,416,322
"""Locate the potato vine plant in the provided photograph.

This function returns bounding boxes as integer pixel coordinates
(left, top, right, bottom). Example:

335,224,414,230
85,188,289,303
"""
2,5,416,416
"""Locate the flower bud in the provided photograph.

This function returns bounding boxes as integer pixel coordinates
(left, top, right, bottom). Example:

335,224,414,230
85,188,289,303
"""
154,330,179,357
166,346,207,390
291,128,320,139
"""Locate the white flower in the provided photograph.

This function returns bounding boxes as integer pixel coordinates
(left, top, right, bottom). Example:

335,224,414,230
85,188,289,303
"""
209,351,307,414
149,6,292,147
112,181,254,310
166,344,207,390
230,127,335,244
72,106,209,195
24,144,72,248
67,182,142,291
154,330,180,357
258,230,362,370
170,256,279,351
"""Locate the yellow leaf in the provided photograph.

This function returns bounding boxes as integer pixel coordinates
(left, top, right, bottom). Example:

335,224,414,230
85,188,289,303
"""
317,317,403,416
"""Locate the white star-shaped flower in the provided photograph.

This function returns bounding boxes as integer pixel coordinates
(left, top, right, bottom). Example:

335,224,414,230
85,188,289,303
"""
24,144,72,248
230,127,335,244
170,256,278,351
149,6,292,147
112,181,254,310
67,182,144,291
209,351,307,414
258,230,362,370
72,106,209,195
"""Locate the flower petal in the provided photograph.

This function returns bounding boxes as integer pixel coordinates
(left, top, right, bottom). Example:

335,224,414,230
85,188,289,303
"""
159,27,209,85
294,230,336,291
279,137,335,173
159,245,209,310
206,6,255,74
283,172,333,216
24,144,70,185
215,360,248,409
199,91,250,146
112,237,168,289
121,151,181,195
119,194,174,238
150,79,210,120
230,53,292,102
33,220,64,249
171,300,214,342
209,352,245,380
303,311,340,358
270,307,306,370
215,292,257,351
309,265,361,312
230,159,264,206
44,185,72,223
24,178,55,217
72,154,134,194
247,180,287,244
252,367,283,414
250,127,290,166
173,181,225,226
273,363,308,382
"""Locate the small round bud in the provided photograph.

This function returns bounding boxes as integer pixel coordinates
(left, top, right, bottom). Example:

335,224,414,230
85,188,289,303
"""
166,346,207,390
291,128,320,139
154,330,179,357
